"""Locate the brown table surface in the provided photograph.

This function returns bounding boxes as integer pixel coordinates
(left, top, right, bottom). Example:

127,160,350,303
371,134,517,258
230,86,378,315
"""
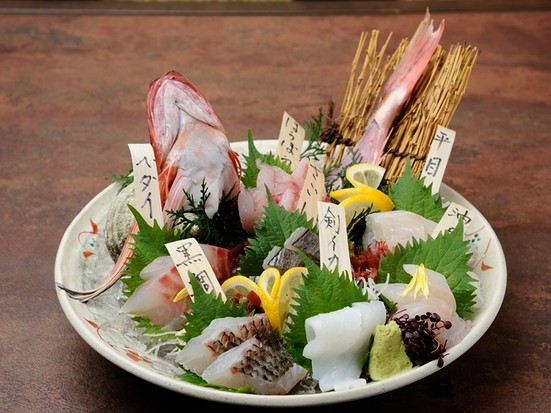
1,4,550,412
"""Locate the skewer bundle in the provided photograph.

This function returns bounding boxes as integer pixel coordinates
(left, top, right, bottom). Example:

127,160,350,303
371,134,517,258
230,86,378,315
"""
324,28,479,183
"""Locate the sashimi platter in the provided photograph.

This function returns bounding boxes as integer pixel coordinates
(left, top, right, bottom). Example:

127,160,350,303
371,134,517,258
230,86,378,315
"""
55,11,506,407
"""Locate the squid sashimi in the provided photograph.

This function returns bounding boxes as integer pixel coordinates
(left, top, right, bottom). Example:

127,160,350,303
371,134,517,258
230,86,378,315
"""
201,334,308,395
302,301,386,392
238,157,325,233
362,210,437,251
176,313,271,375
379,264,471,348
121,255,188,328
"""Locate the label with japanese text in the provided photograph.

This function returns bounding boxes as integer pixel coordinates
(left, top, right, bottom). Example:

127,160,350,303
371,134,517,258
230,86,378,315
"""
421,125,456,194
296,161,326,221
165,239,225,301
128,143,164,226
317,202,352,279
432,201,493,273
277,111,305,169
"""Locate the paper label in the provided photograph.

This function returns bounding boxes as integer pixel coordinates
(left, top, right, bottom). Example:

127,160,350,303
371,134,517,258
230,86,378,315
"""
277,111,305,169
296,160,326,221
317,202,352,279
165,239,225,301
128,143,163,226
421,125,456,194
432,201,493,273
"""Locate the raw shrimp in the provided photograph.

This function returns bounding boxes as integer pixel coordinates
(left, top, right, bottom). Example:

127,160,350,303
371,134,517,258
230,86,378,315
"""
327,11,444,189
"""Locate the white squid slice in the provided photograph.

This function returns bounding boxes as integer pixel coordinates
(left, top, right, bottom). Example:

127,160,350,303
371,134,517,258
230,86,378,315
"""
302,301,386,392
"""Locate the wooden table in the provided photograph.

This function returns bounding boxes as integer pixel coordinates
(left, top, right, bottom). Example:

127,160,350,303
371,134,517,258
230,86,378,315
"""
1,4,550,412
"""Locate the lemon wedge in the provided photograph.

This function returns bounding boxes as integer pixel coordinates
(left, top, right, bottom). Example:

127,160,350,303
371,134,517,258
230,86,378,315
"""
329,186,373,203
277,267,306,333
221,275,260,301
339,191,394,222
346,162,386,188
222,268,306,335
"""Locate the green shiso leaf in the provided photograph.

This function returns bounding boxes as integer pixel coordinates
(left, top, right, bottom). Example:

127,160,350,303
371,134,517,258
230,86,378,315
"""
123,205,180,295
284,257,369,368
239,194,316,277
183,275,248,342
241,131,292,189
375,219,477,319
388,157,446,222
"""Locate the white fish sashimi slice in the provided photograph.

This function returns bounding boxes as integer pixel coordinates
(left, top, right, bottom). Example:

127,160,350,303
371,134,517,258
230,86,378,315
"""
121,257,186,327
175,313,271,375
378,265,456,320
362,210,437,250
139,255,174,281
380,265,472,348
303,301,386,392
201,335,308,395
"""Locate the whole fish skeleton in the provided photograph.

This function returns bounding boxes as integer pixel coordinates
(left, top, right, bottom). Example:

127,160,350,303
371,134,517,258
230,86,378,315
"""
58,71,241,302
328,11,444,190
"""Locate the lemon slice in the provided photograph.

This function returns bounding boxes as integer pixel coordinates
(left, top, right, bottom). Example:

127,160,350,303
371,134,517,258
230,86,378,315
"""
277,267,306,333
339,191,394,222
346,162,386,188
329,186,371,202
221,276,260,301
257,267,280,298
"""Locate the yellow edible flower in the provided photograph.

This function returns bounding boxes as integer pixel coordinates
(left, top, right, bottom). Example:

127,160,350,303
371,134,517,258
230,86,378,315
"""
400,263,429,299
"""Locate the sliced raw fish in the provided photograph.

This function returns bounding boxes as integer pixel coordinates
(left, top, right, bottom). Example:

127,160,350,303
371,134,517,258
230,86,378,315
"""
238,158,321,233
201,333,308,395
362,210,436,250
262,246,304,271
379,264,471,348
121,255,187,327
284,227,320,263
176,313,271,375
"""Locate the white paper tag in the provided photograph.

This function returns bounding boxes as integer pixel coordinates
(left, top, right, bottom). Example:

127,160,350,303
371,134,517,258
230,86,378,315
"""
421,125,456,194
277,111,305,169
128,143,164,226
165,239,225,301
296,160,326,221
317,202,352,279
432,201,474,237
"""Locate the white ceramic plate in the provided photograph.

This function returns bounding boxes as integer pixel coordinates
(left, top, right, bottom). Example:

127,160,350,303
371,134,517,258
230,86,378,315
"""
55,140,507,407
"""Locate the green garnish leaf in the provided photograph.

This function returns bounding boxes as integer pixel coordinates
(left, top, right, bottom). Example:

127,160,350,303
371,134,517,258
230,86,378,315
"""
167,181,247,248
183,275,248,342
301,107,327,161
239,194,316,277
241,131,292,188
284,257,369,367
108,163,133,193
376,219,477,319
123,205,180,295
389,157,445,222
